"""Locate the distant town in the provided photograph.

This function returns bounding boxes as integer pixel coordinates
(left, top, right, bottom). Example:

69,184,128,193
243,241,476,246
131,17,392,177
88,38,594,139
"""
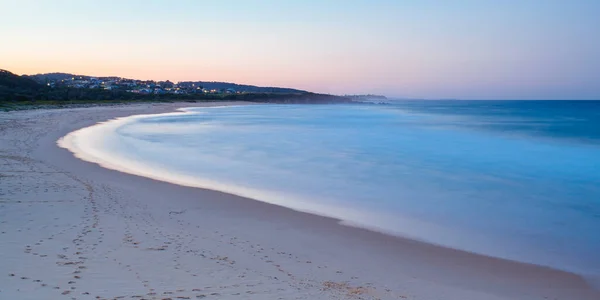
27,73,387,99
38,75,258,95
1,69,387,109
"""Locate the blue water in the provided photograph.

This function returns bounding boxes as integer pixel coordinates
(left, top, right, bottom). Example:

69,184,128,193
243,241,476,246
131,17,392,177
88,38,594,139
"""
67,101,600,278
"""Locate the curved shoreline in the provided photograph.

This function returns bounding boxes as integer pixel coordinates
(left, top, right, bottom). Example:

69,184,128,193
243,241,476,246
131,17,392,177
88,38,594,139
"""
57,105,463,259
57,103,600,282
58,103,600,285
2,102,597,299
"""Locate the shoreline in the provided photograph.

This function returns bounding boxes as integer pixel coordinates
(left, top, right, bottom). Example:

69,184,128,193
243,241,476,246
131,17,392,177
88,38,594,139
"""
56,103,597,280
1,101,598,299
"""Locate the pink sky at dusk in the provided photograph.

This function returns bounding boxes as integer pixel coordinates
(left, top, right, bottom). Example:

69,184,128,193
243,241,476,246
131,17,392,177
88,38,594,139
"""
2,0,599,99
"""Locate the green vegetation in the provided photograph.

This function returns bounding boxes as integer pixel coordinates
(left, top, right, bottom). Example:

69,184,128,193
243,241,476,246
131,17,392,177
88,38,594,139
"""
0,69,352,111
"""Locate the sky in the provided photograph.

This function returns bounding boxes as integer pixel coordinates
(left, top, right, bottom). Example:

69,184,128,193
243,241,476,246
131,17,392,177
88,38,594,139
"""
1,0,599,100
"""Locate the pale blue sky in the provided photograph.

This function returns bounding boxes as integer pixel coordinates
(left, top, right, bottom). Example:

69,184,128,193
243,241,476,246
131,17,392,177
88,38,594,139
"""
1,0,599,99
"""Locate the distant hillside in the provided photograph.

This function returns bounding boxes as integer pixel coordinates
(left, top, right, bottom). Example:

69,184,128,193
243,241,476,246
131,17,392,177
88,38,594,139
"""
346,94,387,100
1,69,45,101
345,94,388,102
1,69,354,108
26,73,306,94
1,69,42,90
178,81,306,94
27,72,76,83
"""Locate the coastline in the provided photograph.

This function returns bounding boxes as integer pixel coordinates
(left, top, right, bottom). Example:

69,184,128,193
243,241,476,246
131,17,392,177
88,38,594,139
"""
1,102,598,299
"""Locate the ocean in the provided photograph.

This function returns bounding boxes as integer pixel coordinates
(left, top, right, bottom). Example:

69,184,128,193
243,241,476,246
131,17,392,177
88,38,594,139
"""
59,101,600,280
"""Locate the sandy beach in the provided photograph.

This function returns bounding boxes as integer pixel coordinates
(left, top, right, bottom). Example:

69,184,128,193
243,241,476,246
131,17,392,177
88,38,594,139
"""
1,102,598,300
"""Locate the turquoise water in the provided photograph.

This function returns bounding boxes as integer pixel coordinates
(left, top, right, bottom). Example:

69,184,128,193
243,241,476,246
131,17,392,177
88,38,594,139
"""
62,101,600,279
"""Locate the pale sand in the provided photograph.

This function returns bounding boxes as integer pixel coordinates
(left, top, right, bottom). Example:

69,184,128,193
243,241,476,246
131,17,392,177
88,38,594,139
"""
0,102,598,300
